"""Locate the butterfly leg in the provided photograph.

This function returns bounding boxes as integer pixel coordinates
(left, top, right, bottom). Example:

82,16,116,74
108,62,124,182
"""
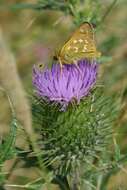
73,60,83,77
91,58,95,64
58,57,64,76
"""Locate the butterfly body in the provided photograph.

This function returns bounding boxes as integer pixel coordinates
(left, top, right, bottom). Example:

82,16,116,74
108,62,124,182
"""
55,22,101,67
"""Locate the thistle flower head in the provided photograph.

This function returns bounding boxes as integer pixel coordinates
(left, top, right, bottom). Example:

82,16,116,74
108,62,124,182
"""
32,59,118,177
33,59,98,108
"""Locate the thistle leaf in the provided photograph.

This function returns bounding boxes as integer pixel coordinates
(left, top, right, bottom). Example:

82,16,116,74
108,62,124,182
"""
0,116,17,164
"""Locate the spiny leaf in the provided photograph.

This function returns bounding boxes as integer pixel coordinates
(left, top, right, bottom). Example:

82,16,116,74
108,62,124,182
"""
0,88,18,164
113,138,122,162
0,116,18,164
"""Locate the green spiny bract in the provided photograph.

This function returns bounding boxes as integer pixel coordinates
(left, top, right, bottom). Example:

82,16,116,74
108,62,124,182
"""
32,87,118,177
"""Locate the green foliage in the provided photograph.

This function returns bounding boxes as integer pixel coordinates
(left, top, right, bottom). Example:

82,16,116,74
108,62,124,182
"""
0,89,18,187
0,117,17,164
101,35,120,54
0,116,18,186
10,0,118,26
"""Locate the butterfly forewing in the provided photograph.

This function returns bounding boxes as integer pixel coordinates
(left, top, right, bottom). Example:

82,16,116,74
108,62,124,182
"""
59,22,101,65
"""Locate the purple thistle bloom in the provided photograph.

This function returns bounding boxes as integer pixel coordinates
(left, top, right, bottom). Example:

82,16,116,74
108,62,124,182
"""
33,60,98,108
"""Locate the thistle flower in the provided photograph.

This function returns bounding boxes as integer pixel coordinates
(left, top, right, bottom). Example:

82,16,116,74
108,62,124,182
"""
32,59,118,178
33,59,98,109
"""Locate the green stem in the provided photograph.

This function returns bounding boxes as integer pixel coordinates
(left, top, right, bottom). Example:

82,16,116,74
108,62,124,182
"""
6,158,19,180
9,2,67,12
99,0,118,26
71,170,79,190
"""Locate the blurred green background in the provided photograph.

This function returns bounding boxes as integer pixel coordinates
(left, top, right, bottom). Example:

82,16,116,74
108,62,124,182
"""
0,0,127,189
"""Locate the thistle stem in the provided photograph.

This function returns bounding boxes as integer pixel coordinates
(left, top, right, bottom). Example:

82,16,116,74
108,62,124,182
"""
72,170,79,190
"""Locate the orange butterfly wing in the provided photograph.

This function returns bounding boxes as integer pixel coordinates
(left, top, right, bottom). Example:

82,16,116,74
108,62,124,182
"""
58,22,101,65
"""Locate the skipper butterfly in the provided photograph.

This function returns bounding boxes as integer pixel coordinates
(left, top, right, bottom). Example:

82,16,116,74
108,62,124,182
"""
55,22,101,68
